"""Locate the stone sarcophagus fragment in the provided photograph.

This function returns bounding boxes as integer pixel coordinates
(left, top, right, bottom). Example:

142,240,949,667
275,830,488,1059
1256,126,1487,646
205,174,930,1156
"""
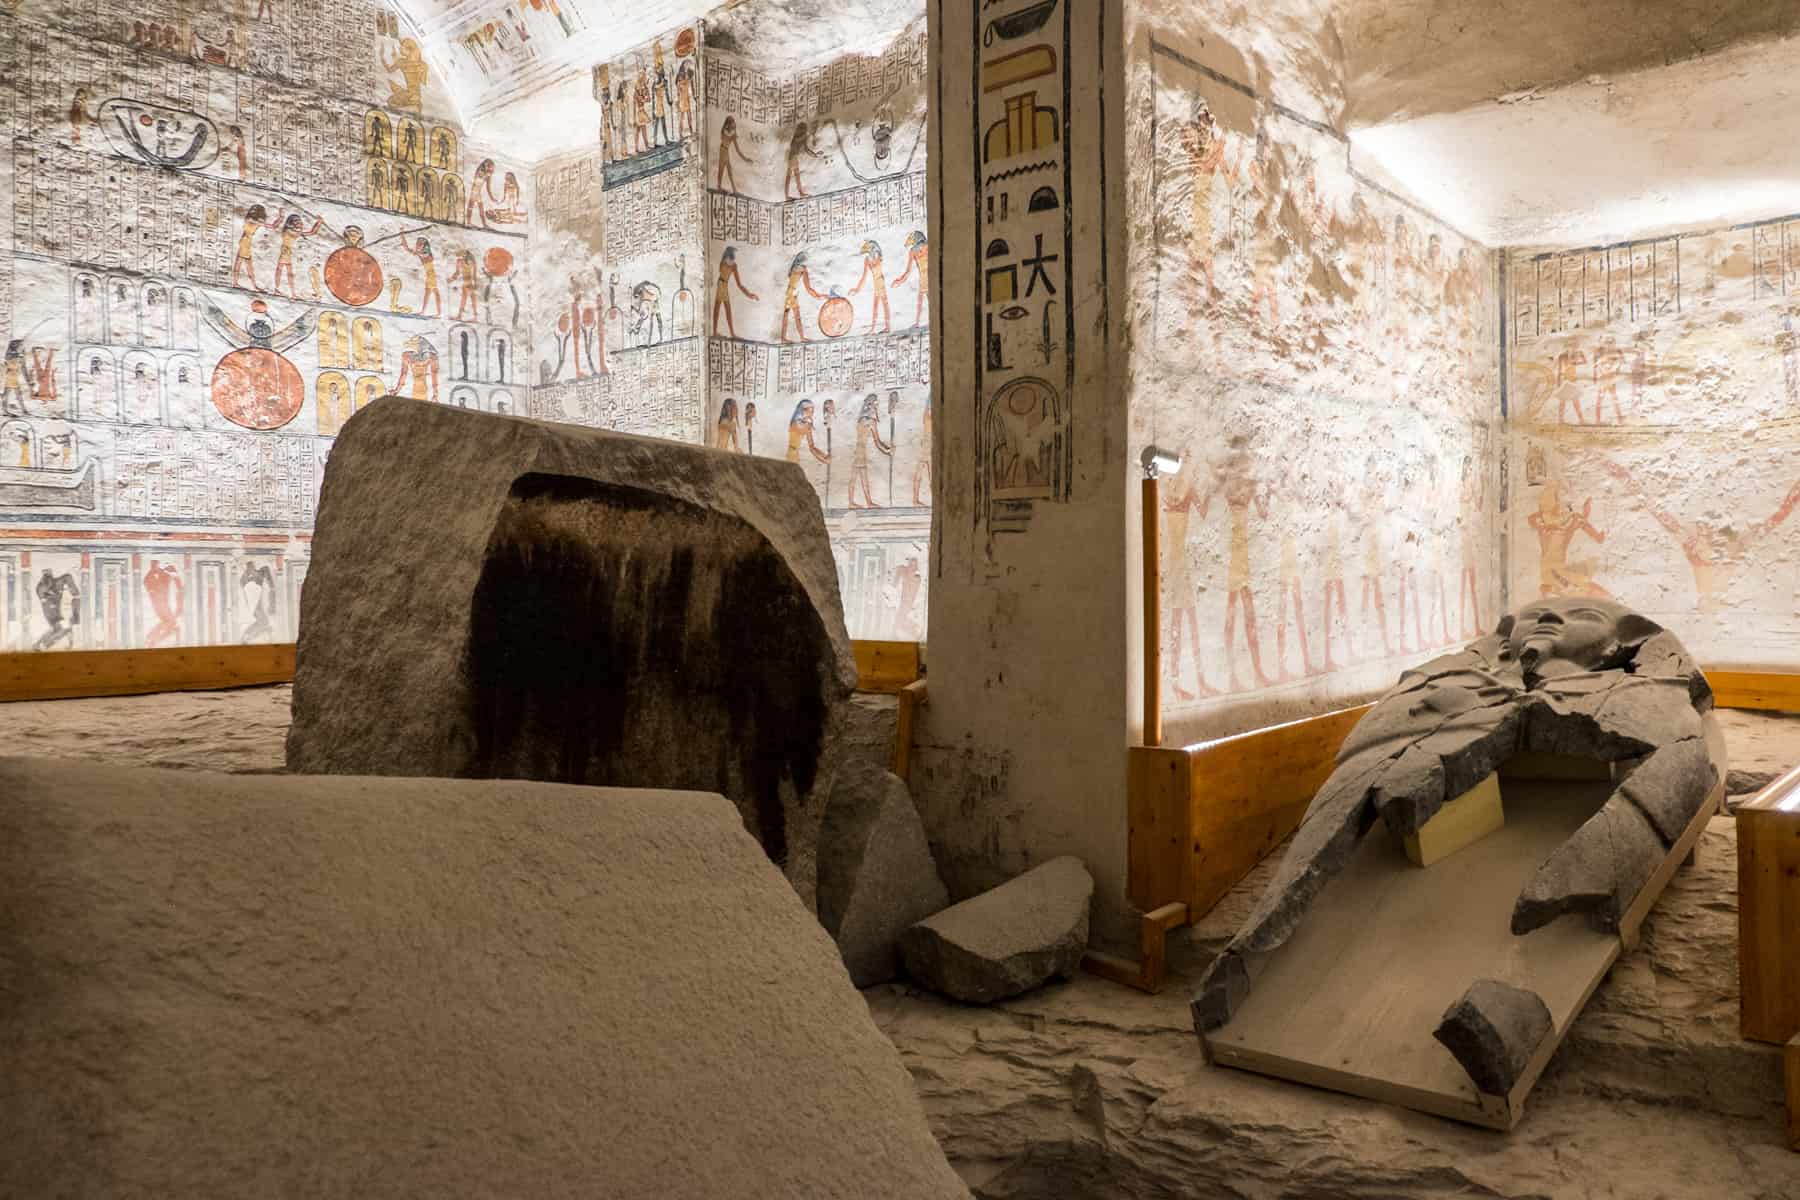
1194,599,1726,1127
286,398,858,902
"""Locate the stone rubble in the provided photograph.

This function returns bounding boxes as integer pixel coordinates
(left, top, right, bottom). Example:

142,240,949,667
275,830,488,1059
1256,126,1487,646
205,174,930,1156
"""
818,764,950,986
900,857,1093,1003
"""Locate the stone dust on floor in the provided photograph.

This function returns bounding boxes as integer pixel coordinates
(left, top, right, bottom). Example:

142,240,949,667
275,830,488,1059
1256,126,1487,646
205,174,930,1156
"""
2,685,1797,1198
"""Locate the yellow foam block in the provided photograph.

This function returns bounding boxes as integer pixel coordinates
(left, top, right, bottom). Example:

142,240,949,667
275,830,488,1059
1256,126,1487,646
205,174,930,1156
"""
1405,772,1504,868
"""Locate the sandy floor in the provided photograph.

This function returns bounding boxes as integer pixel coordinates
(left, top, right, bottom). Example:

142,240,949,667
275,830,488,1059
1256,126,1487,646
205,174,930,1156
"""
4,685,1797,1196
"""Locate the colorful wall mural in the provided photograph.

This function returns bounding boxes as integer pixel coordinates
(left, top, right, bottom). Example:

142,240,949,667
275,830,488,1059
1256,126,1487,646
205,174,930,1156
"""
1135,31,1502,740
0,0,532,652
526,25,707,443
702,13,932,642
1506,218,1800,668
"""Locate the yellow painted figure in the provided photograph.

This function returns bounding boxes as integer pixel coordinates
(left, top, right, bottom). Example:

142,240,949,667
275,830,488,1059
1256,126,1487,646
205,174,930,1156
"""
383,37,429,110
848,394,893,507
403,235,441,316
850,240,890,334
892,231,929,327
786,398,829,464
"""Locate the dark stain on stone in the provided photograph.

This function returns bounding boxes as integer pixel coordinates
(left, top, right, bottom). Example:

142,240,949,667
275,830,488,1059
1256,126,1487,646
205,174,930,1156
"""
463,472,831,866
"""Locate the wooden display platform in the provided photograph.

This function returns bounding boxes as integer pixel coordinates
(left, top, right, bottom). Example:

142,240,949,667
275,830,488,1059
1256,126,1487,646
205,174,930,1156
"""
1204,762,1724,1130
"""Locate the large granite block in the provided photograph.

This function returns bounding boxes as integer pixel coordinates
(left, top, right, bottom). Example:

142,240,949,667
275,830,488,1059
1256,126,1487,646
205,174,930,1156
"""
286,398,858,902
0,758,967,1199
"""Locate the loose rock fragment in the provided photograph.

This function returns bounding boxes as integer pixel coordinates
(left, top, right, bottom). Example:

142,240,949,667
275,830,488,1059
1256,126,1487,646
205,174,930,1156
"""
1434,979,1555,1096
899,856,1092,1003
818,765,950,986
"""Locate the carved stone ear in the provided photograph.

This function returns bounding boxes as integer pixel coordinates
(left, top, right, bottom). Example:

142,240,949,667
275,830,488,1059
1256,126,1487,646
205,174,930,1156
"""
1494,614,1515,640
1616,613,1662,649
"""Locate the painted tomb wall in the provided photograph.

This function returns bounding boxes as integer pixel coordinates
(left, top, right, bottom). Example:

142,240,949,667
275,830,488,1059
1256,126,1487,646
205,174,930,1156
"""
702,10,932,643
1127,17,1503,745
1506,218,1800,669
0,0,533,653
525,24,707,444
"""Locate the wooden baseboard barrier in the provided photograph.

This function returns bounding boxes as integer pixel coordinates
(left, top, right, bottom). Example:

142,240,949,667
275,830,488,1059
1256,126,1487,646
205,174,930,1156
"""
1081,901,1189,994
0,638,923,704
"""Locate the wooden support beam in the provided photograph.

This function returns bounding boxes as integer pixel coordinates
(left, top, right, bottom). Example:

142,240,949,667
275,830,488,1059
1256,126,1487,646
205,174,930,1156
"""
0,644,296,703
1081,901,1188,994
892,678,927,781
1706,671,1800,712
1739,762,1800,1044
852,640,922,694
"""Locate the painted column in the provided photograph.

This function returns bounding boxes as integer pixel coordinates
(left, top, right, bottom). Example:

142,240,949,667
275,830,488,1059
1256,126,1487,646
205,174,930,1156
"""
922,0,1138,941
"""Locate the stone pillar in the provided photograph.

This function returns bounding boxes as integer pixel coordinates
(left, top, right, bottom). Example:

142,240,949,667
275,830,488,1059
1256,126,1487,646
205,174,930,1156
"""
921,0,1138,942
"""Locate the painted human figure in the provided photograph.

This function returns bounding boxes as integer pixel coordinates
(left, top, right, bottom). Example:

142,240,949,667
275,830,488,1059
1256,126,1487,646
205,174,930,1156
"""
784,121,820,200
393,336,439,403
466,159,499,227
7,424,30,466
1319,513,1352,671
1199,441,1277,691
28,349,58,410
780,253,825,343
231,204,280,290
130,361,160,423
712,247,758,337
597,67,615,161
633,65,652,152
786,398,829,465
892,230,929,328
1,342,28,416
714,397,741,451
651,44,673,145
613,78,631,155
33,569,80,651
272,212,325,298
850,241,891,334
403,235,442,316
1600,459,1800,614
674,56,696,139
1593,336,1626,423
490,172,526,223
1275,532,1319,680
1457,453,1486,638
240,559,277,642
1161,452,1219,700
630,281,663,346
382,37,428,109
453,250,480,320
848,394,893,507
1527,480,1609,598
144,559,183,647
1179,100,1235,300
912,400,933,506
716,116,754,191
1553,340,1589,424
1356,455,1394,660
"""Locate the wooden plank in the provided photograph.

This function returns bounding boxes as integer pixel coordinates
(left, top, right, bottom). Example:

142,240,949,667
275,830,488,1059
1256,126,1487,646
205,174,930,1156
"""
1184,703,1371,919
1706,670,1800,712
1739,761,1800,1045
0,644,295,703
1405,773,1503,868
892,679,927,781
1127,745,1195,914
1787,1036,1800,1152
1081,901,1188,994
1205,761,1721,1131
852,640,921,694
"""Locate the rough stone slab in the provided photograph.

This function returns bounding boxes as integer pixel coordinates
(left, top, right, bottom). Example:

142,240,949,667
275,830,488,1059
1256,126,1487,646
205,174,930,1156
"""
899,857,1092,1003
818,764,950,986
286,398,859,904
1511,792,1666,933
0,758,967,1200
1433,979,1554,1095
1617,737,1720,843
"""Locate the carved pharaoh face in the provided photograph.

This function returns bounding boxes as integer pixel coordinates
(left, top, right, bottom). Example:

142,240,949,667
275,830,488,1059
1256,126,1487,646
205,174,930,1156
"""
1503,597,1635,672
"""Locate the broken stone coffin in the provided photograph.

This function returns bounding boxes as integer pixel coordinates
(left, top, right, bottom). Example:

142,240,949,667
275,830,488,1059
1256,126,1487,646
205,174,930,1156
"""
900,856,1093,1003
818,764,950,986
286,398,859,905
0,758,969,1199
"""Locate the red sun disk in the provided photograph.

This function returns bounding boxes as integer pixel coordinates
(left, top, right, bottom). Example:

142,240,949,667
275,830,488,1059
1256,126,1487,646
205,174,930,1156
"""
818,296,854,339
324,246,384,307
211,347,304,430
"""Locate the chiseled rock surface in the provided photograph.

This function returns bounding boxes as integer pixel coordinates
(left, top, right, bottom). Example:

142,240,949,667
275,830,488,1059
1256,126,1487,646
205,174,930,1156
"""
872,816,1792,1199
819,764,950,986
1,758,968,1199
901,857,1092,1003
0,685,292,773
